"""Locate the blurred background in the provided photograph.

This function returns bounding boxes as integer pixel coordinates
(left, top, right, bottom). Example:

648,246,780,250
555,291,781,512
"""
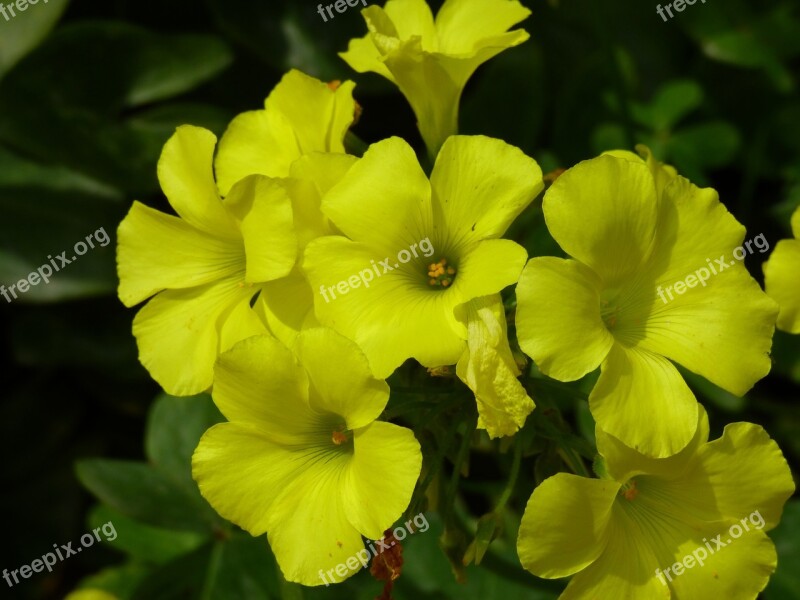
1,0,798,598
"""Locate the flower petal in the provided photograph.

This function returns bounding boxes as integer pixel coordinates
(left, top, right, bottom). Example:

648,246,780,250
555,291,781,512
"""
515,257,614,381
518,474,620,578
764,238,800,334
321,137,432,256
590,343,698,458
212,334,312,436
452,238,528,300
543,155,659,286
455,295,534,438
264,459,364,586
434,0,530,54
225,175,297,283
256,271,317,347
192,423,363,586
596,406,710,483
117,201,244,307
214,108,300,196
344,421,422,540
639,177,778,395
674,423,795,529
382,0,437,47
157,125,238,238
132,280,262,396
429,135,543,247
293,328,389,431
303,236,465,377
265,70,355,158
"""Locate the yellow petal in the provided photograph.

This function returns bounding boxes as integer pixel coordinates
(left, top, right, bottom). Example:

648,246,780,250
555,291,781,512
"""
518,474,620,578
117,201,244,307
455,295,534,438
344,421,422,540
516,257,614,381
214,109,299,196
429,135,543,246
639,176,778,394
293,328,389,430
434,0,530,54
543,154,659,287
590,343,698,458
212,334,312,436
320,137,432,257
764,238,800,334
265,70,355,157
225,175,297,283
595,406,710,483
157,125,238,238
133,279,263,396
303,236,465,377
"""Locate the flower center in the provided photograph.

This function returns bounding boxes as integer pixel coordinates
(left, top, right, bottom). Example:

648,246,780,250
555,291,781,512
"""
428,258,456,288
331,428,352,446
599,288,621,330
620,478,638,501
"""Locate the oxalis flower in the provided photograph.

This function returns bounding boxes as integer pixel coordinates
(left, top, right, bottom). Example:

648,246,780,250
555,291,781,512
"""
117,125,300,395
764,205,800,333
517,407,795,599
192,329,422,586
515,148,779,457
303,135,543,437
340,0,530,158
214,69,357,196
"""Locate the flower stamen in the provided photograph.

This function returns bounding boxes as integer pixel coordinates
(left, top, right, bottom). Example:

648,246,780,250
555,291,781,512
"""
428,258,456,288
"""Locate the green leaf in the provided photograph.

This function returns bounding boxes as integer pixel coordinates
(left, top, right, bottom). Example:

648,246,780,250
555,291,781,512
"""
0,0,68,79
76,459,217,533
648,80,704,130
0,22,232,194
145,393,224,486
88,505,207,565
764,500,800,599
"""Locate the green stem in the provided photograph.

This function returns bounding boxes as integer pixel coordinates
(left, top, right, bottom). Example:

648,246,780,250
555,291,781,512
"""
495,435,523,512
441,412,477,526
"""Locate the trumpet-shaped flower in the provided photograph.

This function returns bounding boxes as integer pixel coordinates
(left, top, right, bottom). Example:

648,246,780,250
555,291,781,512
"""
214,69,357,196
515,149,778,457
117,125,301,395
517,407,795,599
340,0,530,158
764,206,800,333
192,329,422,586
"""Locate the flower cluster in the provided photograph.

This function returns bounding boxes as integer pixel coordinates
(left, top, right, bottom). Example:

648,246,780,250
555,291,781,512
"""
117,0,795,595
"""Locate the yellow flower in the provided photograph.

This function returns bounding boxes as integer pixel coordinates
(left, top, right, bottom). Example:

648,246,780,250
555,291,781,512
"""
303,135,541,373
517,407,795,599
340,0,530,158
214,69,357,196
192,329,422,586
515,149,779,457
764,205,800,333
455,295,534,438
118,126,300,395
